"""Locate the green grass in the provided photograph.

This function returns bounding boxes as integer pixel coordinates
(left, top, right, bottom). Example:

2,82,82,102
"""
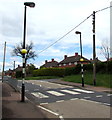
62,73,112,88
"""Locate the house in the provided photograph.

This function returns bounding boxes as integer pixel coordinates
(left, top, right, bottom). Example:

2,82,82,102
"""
58,53,91,68
41,59,58,68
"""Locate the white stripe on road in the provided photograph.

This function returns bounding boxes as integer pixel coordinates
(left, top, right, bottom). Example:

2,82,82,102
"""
59,115,64,120
60,90,80,95
84,96,91,99
70,98,79,100
107,94,112,96
38,105,59,116
33,89,39,91
96,95,103,98
47,91,65,96
31,92,49,98
56,100,64,103
40,103,48,105
73,89,94,93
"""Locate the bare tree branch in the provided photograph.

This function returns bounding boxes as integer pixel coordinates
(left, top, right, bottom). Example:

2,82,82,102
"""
11,41,37,64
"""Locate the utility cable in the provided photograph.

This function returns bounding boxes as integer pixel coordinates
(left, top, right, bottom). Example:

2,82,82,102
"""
38,6,111,55
38,14,92,54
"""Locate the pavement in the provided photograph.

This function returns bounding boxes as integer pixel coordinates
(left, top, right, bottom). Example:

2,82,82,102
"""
1,79,112,119
1,82,59,120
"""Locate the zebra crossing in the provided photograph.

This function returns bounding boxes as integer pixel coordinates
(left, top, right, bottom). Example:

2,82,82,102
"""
31,88,94,99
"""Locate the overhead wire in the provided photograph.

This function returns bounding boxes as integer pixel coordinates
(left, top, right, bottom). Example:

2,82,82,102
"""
38,13,92,54
38,6,111,55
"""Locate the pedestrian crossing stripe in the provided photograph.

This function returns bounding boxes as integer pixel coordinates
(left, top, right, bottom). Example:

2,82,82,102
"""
73,89,94,93
47,91,65,96
31,89,95,98
60,90,80,95
31,92,49,98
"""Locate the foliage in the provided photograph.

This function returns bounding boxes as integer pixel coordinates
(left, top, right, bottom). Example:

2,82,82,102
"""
16,71,22,78
33,68,65,77
65,64,81,76
11,41,37,64
26,64,36,76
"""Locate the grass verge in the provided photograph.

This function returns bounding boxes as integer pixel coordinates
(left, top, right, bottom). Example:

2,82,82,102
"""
62,73,112,88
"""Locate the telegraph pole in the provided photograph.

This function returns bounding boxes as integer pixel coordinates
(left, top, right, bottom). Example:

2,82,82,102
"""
92,11,96,86
2,42,6,82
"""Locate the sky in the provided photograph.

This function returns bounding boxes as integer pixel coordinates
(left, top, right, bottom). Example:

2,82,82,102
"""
0,0,111,71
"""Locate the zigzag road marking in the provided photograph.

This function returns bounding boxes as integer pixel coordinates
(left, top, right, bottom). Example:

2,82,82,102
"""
31,92,49,98
60,90,80,95
73,88,94,93
47,91,65,96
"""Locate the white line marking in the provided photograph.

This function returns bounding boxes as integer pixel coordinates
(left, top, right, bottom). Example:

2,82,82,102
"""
70,98,79,100
59,115,64,120
40,103,48,105
103,103,110,106
38,105,59,116
84,96,91,99
33,89,39,91
56,100,64,103
73,88,94,93
31,92,49,98
40,81,73,88
96,95,103,98
47,91,65,96
107,94,112,96
61,90,80,95
80,99,100,104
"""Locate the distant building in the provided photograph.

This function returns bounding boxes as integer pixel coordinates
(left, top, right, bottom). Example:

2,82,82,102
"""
58,53,91,68
41,59,58,68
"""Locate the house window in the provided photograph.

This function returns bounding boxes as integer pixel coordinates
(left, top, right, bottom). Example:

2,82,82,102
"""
64,64,66,66
74,62,77,65
59,64,61,66
69,63,72,65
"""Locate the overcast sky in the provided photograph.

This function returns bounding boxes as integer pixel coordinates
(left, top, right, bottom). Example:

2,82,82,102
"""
0,0,111,71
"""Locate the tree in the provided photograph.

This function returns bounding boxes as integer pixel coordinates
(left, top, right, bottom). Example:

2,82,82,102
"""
100,39,110,61
12,41,37,64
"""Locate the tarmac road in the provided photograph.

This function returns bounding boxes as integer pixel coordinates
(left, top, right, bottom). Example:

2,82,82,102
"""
17,80,111,119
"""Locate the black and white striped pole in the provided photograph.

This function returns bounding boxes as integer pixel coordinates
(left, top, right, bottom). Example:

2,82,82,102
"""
21,2,35,102
75,31,84,87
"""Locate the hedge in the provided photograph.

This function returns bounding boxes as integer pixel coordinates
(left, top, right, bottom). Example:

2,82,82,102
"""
65,64,81,76
33,68,65,77
16,61,112,78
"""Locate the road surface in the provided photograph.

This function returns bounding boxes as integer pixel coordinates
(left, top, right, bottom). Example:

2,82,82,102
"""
17,79,111,119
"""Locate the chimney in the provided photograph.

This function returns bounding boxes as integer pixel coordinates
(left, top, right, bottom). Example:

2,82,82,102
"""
52,59,54,62
45,60,47,64
75,53,78,56
90,58,92,61
64,55,67,59
18,65,20,68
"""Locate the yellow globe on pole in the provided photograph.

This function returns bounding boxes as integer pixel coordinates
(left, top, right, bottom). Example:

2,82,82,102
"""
21,49,27,54
80,58,84,62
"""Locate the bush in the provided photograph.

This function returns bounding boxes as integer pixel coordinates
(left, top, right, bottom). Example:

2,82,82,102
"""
65,64,81,76
83,64,93,73
33,68,65,77
16,71,22,78
96,62,106,73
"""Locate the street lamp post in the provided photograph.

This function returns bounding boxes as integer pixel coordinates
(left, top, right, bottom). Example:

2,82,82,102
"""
21,2,35,102
75,31,84,87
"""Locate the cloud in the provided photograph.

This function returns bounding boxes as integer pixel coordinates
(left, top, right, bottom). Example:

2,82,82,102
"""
0,0,111,70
